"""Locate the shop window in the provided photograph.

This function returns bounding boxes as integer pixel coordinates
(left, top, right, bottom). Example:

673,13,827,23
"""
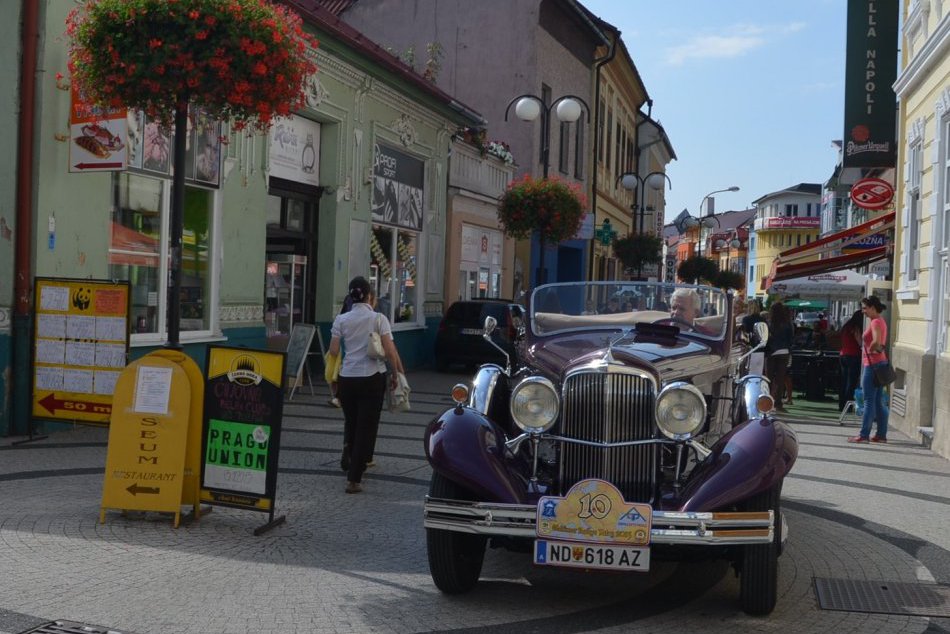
109,173,215,338
371,225,419,325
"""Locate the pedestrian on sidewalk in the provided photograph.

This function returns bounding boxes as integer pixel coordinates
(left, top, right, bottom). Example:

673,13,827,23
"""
765,301,793,411
327,293,354,408
849,296,890,443
329,276,405,493
838,310,862,411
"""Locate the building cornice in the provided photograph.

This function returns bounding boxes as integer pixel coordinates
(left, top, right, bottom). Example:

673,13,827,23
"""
895,13,950,98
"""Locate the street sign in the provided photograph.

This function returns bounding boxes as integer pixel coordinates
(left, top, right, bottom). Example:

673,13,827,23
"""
850,178,894,210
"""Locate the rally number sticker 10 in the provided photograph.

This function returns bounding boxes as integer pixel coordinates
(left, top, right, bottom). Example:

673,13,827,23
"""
536,479,652,545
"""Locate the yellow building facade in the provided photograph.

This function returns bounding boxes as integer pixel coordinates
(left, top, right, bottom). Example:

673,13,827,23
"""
889,0,950,458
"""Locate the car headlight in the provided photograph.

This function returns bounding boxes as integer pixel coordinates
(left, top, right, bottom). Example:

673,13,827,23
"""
510,376,559,433
655,382,707,440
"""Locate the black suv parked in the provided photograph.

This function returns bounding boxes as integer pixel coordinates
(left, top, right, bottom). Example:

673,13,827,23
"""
433,299,524,371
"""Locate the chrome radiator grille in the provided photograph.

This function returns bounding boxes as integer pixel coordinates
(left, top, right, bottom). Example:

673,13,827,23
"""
558,370,657,503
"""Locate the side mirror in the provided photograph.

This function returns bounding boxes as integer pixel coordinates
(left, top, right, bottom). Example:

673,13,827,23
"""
483,315,498,337
754,321,769,350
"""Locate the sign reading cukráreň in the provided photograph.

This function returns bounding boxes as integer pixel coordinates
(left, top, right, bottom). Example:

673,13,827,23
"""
200,346,285,512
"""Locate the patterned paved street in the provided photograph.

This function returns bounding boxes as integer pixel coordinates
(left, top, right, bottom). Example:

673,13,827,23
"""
0,369,948,634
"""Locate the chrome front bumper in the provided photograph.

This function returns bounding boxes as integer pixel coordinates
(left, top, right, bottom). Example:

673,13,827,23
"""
424,497,774,545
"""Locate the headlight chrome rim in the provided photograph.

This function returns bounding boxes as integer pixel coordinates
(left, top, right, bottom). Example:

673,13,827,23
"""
655,381,707,440
510,376,559,433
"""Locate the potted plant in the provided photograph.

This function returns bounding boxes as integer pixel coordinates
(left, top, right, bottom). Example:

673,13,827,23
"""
611,233,663,280
67,0,318,346
497,175,586,286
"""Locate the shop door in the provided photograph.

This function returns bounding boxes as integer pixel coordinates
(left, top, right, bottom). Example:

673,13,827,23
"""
265,179,320,350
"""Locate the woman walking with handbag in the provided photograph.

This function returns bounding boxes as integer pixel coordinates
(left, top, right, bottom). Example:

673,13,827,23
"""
848,296,890,444
328,276,405,493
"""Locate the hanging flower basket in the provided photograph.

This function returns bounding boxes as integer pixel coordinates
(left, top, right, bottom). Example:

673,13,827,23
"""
497,175,586,243
66,0,319,131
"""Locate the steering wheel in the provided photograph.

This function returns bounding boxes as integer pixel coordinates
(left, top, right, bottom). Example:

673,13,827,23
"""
651,316,694,330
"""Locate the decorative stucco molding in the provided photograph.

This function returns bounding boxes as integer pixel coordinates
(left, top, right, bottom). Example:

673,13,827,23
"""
391,114,417,147
305,74,329,109
0,306,9,333
219,304,263,323
909,117,926,145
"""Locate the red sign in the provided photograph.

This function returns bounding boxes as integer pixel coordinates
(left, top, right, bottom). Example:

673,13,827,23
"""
850,178,894,210
762,217,821,229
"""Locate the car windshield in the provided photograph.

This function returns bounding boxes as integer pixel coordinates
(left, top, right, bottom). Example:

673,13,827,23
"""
529,281,729,340
797,312,819,322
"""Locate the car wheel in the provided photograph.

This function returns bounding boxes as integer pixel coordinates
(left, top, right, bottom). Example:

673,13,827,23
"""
739,483,781,615
426,472,487,594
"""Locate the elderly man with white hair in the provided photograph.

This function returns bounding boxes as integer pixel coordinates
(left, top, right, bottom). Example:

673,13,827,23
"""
670,288,702,325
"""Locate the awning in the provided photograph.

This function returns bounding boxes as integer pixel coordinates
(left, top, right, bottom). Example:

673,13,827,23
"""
763,212,894,289
785,299,827,309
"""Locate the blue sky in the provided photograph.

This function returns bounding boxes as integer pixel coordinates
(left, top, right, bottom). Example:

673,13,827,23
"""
582,0,847,220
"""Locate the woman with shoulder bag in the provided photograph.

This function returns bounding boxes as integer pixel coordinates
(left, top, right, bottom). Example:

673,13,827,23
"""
328,276,405,493
848,296,890,444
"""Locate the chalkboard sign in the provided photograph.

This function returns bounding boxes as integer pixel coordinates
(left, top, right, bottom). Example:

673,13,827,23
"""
285,323,316,383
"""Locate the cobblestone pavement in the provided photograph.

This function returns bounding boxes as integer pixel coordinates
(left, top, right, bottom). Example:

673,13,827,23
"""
0,369,948,634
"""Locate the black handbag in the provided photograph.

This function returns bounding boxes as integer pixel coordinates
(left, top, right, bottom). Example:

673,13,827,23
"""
873,362,896,387
863,338,895,386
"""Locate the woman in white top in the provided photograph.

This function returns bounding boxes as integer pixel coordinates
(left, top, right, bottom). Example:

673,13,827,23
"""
329,276,405,493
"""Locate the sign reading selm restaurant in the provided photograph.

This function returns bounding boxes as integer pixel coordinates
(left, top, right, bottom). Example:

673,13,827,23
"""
843,0,898,168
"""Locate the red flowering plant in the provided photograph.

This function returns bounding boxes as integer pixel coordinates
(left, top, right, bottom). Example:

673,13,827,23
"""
66,0,318,131
497,174,587,243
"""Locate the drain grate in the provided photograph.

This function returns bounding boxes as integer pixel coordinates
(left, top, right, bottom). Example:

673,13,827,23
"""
814,577,950,618
19,620,134,634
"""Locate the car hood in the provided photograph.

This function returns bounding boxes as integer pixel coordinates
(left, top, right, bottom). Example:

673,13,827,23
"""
525,332,725,381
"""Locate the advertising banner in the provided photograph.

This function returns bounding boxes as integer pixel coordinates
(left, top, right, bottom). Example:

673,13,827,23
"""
31,277,130,424
69,84,127,172
842,0,899,168
371,143,424,230
267,114,321,187
200,346,285,516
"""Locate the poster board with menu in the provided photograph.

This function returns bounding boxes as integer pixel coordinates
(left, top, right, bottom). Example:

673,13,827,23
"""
31,277,130,425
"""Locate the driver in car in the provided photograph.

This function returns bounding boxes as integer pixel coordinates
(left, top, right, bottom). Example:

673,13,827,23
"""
669,288,716,334
670,288,701,324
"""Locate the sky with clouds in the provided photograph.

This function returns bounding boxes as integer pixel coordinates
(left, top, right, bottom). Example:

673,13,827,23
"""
582,0,848,221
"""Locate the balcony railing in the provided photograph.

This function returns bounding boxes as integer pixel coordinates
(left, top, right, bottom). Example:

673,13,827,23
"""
449,141,515,200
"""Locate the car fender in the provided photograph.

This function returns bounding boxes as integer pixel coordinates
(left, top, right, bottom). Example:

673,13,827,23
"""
425,406,528,504
678,416,798,512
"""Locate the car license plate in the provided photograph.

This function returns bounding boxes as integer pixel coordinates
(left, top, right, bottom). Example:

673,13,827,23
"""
534,539,650,571
459,328,481,335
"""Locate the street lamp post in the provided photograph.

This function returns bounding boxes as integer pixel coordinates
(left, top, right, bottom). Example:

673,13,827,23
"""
618,171,672,234
684,185,740,258
505,93,590,286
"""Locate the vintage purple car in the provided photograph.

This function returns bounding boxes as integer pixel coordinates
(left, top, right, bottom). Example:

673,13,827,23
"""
423,281,798,615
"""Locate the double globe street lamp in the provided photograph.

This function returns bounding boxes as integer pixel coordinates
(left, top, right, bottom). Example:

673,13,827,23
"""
505,94,590,178
617,171,672,234
506,93,590,286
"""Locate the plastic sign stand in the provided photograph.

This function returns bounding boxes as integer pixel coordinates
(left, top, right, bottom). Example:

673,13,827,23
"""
148,349,205,521
100,355,190,528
